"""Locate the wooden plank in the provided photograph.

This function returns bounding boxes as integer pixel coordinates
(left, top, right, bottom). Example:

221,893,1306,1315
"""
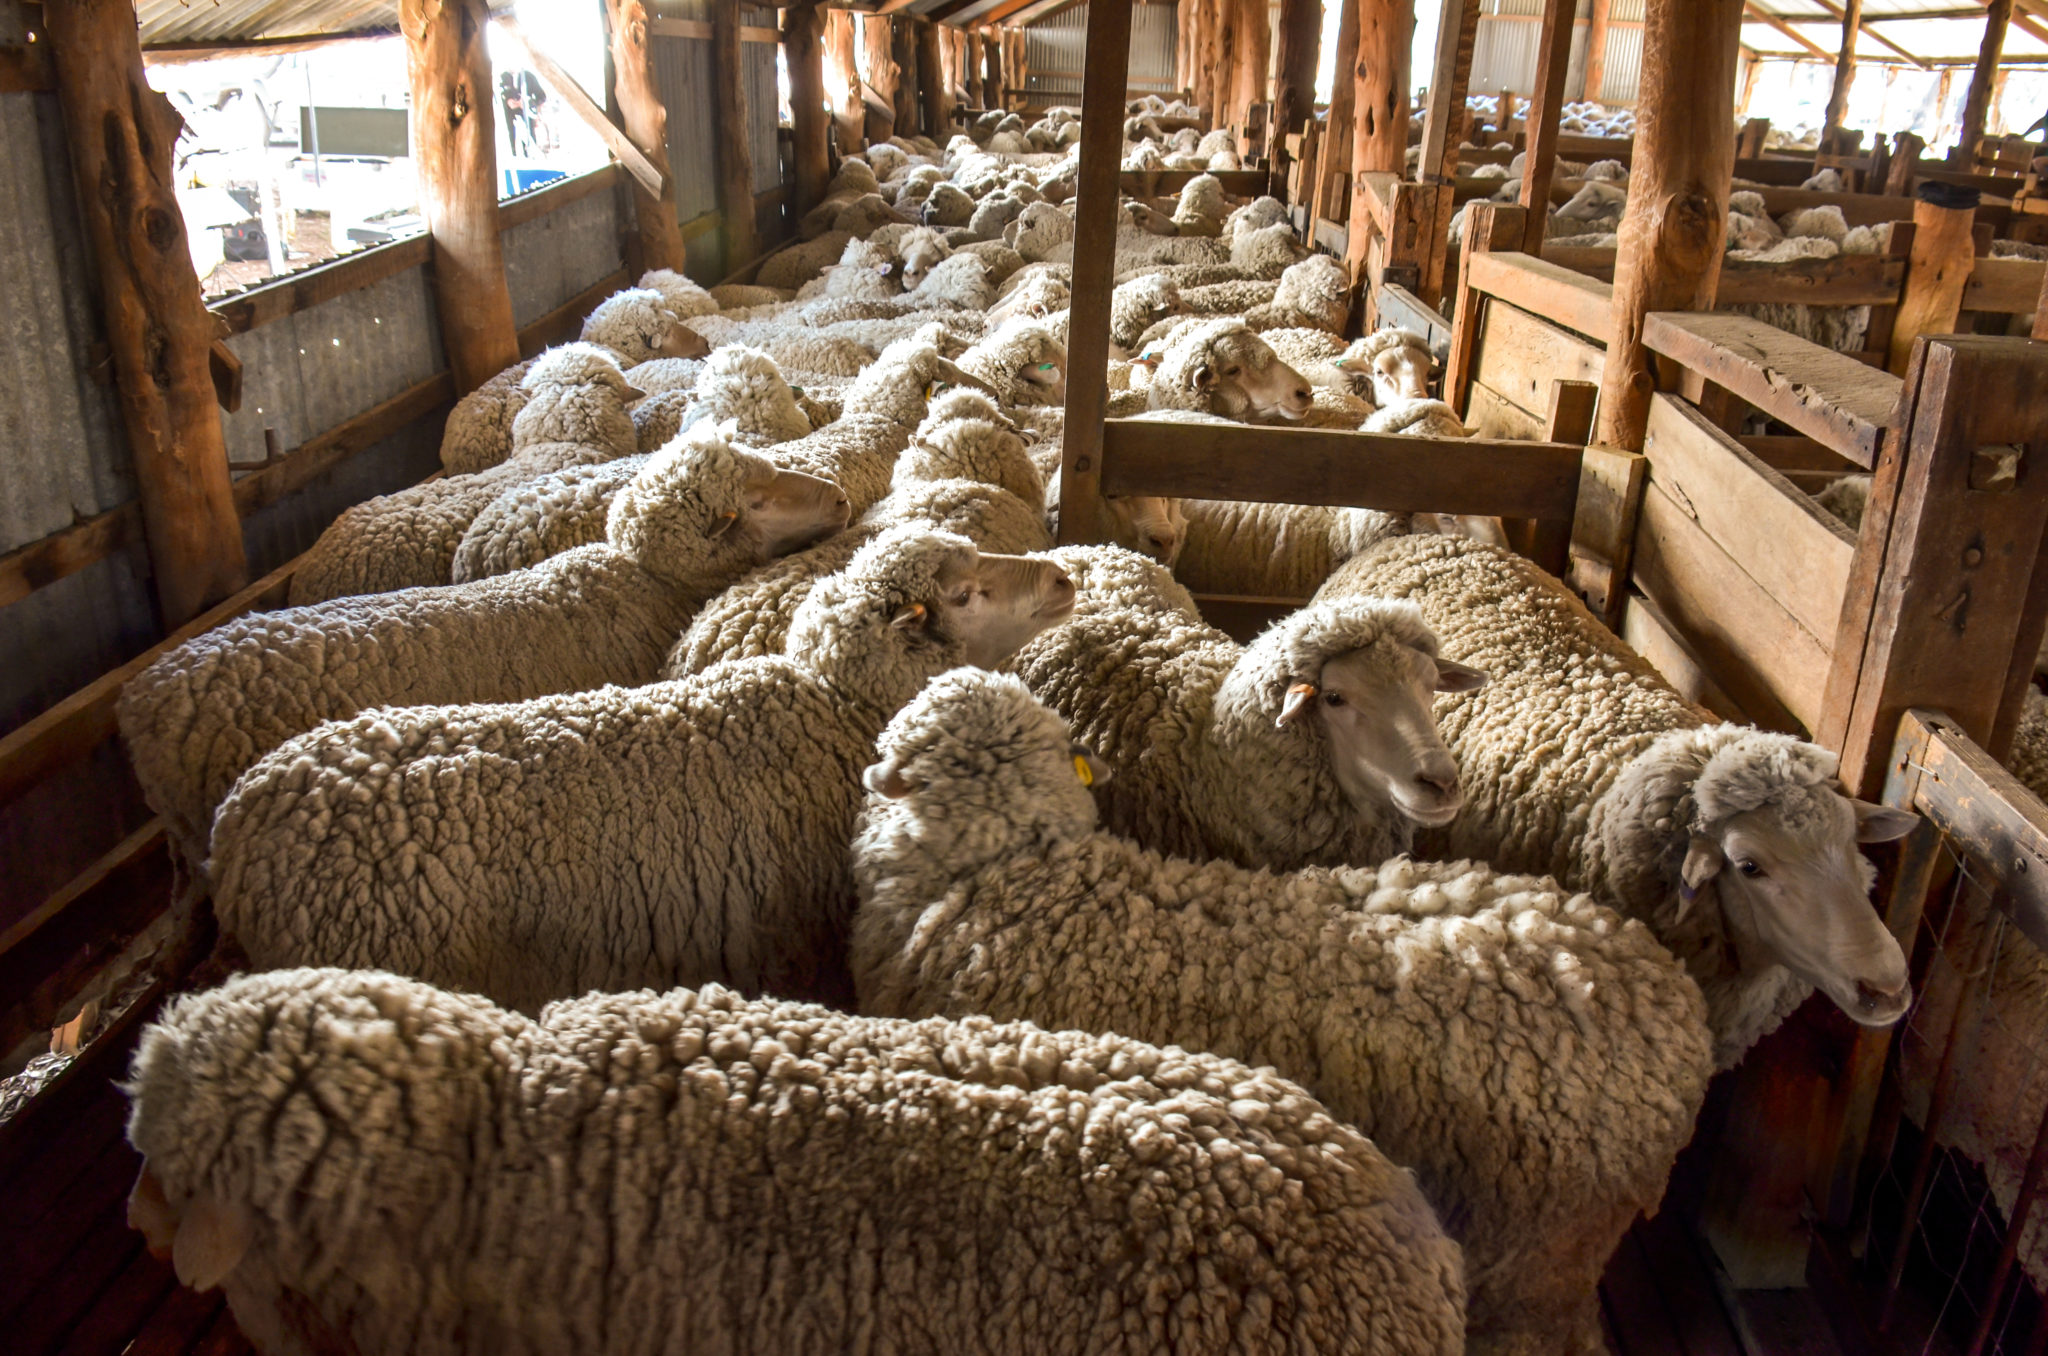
645,16,778,41
1887,193,1977,374
63,1243,178,1356
606,0,691,273
1623,589,1750,724
1416,0,1481,185
1642,393,1857,642
121,1284,228,1356
1742,433,1868,476
1100,421,1584,520
1720,252,1905,306
784,1,829,218
1569,443,1648,631
1898,711,2048,959
1963,254,2044,313
1444,203,1524,415
1464,249,1614,344
1465,379,1549,441
209,234,434,336
0,501,146,610
502,18,666,200
1634,478,1828,732
1641,310,1900,468
1376,283,1452,363
1515,0,1578,255
1473,297,1606,420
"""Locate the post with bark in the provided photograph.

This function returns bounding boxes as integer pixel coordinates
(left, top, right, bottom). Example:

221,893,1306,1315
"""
825,8,865,153
1416,0,1482,186
985,26,1004,110
893,18,920,136
44,0,250,626
712,0,758,272
1954,0,2013,166
1319,0,1360,221
784,1,830,216
1822,0,1862,152
1272,0,1321,177
918,19,949,140
966,29,985,109
1233,0,1272,141
864,14,901,140
1344,0,1413,284
1887,186,1981,376
604,0,689,275
1593,0,1742,452
1584,0,1613,105
1517,0,1578,254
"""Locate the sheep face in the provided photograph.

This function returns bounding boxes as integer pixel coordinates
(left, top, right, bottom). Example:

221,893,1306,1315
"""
1680,775,1918,1029
1104,496,1186,565
737,461,852,558
1277,640,1487,829
922,550,1077,668
1012,356,1067,406
1191,335,1313,423
1124,202,1178,236
658,318,712,361
898,234,952,291
1341,338,1433,405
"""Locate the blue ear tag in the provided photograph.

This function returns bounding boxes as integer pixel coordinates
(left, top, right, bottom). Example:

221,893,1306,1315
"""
1680,882,1699,904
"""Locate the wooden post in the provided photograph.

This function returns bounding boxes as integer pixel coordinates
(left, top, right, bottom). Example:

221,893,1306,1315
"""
918,20,948,140
1955,0,2013,167
1517,0,1578,255
864,12,901,134
1886,189,1979,376
713,0,758,271
784,2,830,216
1593,0,1741,452
965,29,984,110
1443,202,1526,417
403,0,520,398
985,25,1004,110
1273,0,1320,174
1822,0,1862,152
603,0,689,276
1233,0,1272,139
1416,0,1481,186
1885,130,1924,196
1176,0,1192,94
2032,257,2048,341
1057,0,1134,549
44,0,249,626
1320,0,1360,221
826,8,866,152
1346,0,1412,282
1583,0,1613,105
892,17,920,136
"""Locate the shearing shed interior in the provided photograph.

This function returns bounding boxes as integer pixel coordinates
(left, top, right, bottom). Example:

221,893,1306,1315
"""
9,0,2048,1351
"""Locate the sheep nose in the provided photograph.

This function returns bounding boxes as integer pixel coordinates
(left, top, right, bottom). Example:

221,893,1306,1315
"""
1050,571,1075,597
1857,979,1911,1013
1414,770,1458,797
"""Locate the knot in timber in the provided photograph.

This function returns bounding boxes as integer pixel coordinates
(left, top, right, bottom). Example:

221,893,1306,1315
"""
142,207,180,254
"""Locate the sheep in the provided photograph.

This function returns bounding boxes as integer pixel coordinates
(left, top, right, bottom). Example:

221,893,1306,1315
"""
210,527,1075,1011
953,237,1026,285
120,430,849,866
1315,534,1923,1067
1255,327,1372,396
1230,222,1310,278
665,416,1052,677
754,229,856,290
635,267,720,321
956,319,1067,407
796,157,885,237
1778,204,1850,244
965,190,1025,240
292,345,643,604
1243,255,1352,333
1173,492,1409,600
1367,397,1473,438
1172,172,1227,236
1122,200,1179,235
852,666,1711,1356
1340,327,1436,405
1548,180,1627,237
919,182,977,228
1814,472,1871,529
1011,590,1485,870
1146,318,1314,424
1005,200,1076,262
126,968,1466,1356
1177,278,1283,319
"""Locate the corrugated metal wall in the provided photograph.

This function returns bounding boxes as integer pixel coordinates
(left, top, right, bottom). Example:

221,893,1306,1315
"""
503,186,625,329
649,0,790,246
1025,1,1180,99
1464,0,1639,106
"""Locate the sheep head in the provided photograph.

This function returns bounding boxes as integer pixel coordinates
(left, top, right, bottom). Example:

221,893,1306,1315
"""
1123,201,1179,236
896,227,954,291
1157,320,1313,424
610,426,849,583
1104,495,1187,566
1339,329,1436,405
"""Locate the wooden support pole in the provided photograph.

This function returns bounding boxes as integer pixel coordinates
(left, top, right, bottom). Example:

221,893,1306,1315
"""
1518,0,1578,255
713,0,759,272
501,17,664,201
403,0,520,396
602,0,689,275
1887,190,1979,376
44,0,249,626
918,19,948,140
1956,0,2012,167
1346,0,1412,283
2032,256,2048,341
1444,202,1526,417
785,1,829,216
1886,130,1925,196
1320,0,1360,220
1593,0,1741,452
1584,0,1613,106
825,8,865,152
1418,0,1482,185
985,24,1004,110
1057,0,1134,548
863,14,901,140
1822,0,1863,152
892,17,920,136
1233,0,1272,139
965,29,984,109
1272,0,1321,175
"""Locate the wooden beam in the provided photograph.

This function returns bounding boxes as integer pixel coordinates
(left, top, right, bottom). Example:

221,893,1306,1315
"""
1823,0,1863,150
786,2,830,216
1272,0,1320,174
1055,0,1132,548
403,0,520,397
45,0,249,627
1320,0,1359,220
1584,0,1614,104
1888,192,1978,375
964,28,984,108
713,0,759,272
499,16,663,203
1417,0,1482,185
1743,5,1830,61
825,8,865,152
0,503,145,612
1232,0,1271,135
984,18,1005,109
892,14,920,134
600,2,688,274
1594,0,1741,452
1518,0,1579,256
1346,0,1413,286
1445,203,1527,416
917,18,949,139
1467,249,1616,344
1957,0,2013,166
1807,0,1929,70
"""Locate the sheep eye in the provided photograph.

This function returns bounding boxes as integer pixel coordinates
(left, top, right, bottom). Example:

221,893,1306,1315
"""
1322,692,1345,708
954,590,974,606
1737,860,1763,878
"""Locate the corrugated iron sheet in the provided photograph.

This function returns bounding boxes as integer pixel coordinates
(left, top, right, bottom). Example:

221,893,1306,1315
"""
1597,22,1644,106
502,180,623,327
1469,17,1542,97
136,0,405,47
1025,2,1178,98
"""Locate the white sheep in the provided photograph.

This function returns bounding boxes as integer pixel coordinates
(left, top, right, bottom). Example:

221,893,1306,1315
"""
1244,254,1352,333
1146,318,1314,424
853,666,1711,1356
1340,327,1437,405
956,318,1066,407
126,969,1467,1356
210,527,1075,1010
1316,534,1923,1067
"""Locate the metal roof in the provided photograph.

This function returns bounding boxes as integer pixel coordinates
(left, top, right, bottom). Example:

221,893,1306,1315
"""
136,0,410,50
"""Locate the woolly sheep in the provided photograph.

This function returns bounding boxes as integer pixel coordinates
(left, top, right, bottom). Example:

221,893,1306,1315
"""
853,667,1711,1356
120,431,848,866
636,267,719,320
1011,592,1485,870
1172,172,1227,236
1244,254,1352,333
1814,472,1871,530
1340,328,1436,405
1230,222,1309,278
1367,397,1472,438
956,319,1067,407
1316,535,1922,1067
953,237,1025,285
1005,201,1075,262
754,229,856,291
1778,204,1850,244
919,182,976,228
127,969,1466,1356
1146,318,1314,424
293,345,643,604
210,528,1075,1010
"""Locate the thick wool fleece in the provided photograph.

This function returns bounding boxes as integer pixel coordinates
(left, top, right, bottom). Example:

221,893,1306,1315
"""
580,288,683,366
956,321,1065,408
121,436,797,865
636,267,719,320
1012,597,1442,869
1318,534,1835,1065
1175,499,1407,598
1368,397,1470,437
1180,278,1283,316
437,358,535,475
292,347,642,604
212,529,1009,1011
1246,255,1352,333
1145,319,1301,424
754,230,855,290
1030,542,1199,619
127,969,1465,1356
853,669,1708,1356
667,422,1049,675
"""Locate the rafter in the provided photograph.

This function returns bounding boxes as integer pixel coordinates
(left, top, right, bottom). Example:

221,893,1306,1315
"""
1744,4,1831,61
1804,0,1931,70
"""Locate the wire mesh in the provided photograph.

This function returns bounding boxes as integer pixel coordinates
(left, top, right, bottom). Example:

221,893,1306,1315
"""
1856,837,2048,1356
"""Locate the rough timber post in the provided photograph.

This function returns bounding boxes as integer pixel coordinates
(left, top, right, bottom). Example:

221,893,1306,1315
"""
784,1,830,217
712,0,758,272
603,0,689,275
1955,0,2013,167
45,0,250,625
1517,0,1579,255
1272,0,1322,177
1584,0,1613,106
984,25,1004,110
892,17,920,135
864,14,902,140
1886,187,1980,376
965,29,984,109
1056,0,1135,548
1821,0,1862,152
918,20,948,140
1593,0,1741,451
1344,0,1412,284
1232,0,1271,142
1319,0,1359,220
825,8,866,152
1416,0,1481,186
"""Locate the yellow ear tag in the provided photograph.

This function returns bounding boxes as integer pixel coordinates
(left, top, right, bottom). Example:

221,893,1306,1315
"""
1073,754,1094,787
924,382,937,400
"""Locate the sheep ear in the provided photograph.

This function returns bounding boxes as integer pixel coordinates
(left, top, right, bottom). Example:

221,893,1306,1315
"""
863,760,918,798
128,1166,179,1257
1276,682,1317,728
1434,659,1489,693
171,1191,254,1292
1189,363,1217,392
1678,836,1723,920
1071,743,1112,787
890,602,929,632
1854,801,1921,843
622,383,648,402
703,511,739,539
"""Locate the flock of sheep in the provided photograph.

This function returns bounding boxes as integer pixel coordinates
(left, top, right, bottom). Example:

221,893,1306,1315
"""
114,107,1933,1355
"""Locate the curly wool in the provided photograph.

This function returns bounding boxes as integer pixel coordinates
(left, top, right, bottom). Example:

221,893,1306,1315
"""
123,434,802,865
956,320,1066,407
636,267,719,320
755,230,856,290
126,968,1465,1356
678,345,816,446
580,288,684,366
1145,319,1303,424
1367,398,1471,438
1245,255,1352,333
853,668,1708,1356
212,528,1013,1010
1012,596,1446,869
1175,498,1407,598
1317,534,1840,1065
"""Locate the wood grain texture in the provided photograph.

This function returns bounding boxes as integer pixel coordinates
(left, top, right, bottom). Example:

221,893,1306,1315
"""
604,2,689,272
1887,195,1977,374
785,2,830,216
1271,0,1320,176
713,0,759,270
1416,0,1480,186
1351,0,1409,179
1516,0,1578,255
1465,248,1615,343
826,8,865,151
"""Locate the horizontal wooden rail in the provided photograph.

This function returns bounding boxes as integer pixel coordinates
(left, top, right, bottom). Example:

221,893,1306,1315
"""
647,17,780,42
1463,249,1615,344
1891,708,2048,953
1539,247,1908,307
1376,283,1453,362
1120,169,1271,197
1963,256,2048,313
1641,310,1901,468
1099,420,1584,521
